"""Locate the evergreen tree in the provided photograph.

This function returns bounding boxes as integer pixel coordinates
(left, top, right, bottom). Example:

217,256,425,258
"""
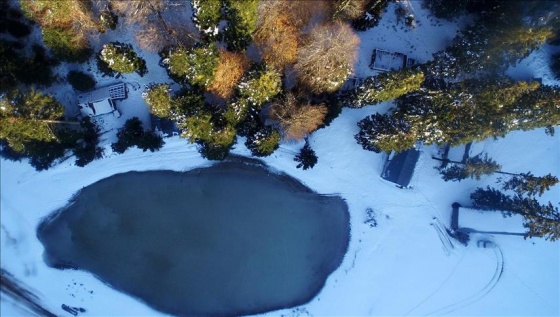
42,28,93,63
440,154,501,181
294,140,318,170
0,89,64,152
165,44,219,87
470,186,516,213
355,113,416,153
470,186,560,241
112,117,164,154
346,68,424,108
142,84,173,118
73,117,103,167
192,0,222,40
223,0,258,51
99,42,147,76
351,0,390,31
502,173,559,197
238,64,282,107
67,71,96,92
245,125,281,157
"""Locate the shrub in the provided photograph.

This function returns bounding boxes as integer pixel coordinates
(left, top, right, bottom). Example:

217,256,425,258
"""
295,22,360,93
208,50,249,99
67,71,96,91
165,44,219,87
42,28,92,63
99,42,147,75
245,125,281,157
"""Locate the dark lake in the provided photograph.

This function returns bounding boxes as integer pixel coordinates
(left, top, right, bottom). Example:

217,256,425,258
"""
38,161,350,317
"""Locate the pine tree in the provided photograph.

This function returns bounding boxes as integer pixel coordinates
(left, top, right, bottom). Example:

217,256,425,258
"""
191,0,222,39
470,187,515,213
294,140,318,170
111,117,164,154
99,42,147,75
245,125,281,157
142,84,173,118
346,68,424,108
73,118,103,167
0,89,65,152
351,0,390,31
237,64,282,107
470,186,560,241
164,44,219,87
223,0,258,51
355,113,416,153
440,154,501,181
502,173,559,197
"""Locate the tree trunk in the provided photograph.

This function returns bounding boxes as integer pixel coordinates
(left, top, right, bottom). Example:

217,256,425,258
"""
41,120,81,125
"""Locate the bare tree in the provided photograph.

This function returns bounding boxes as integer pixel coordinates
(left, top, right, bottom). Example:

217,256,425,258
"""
294,22,360,93
330,0,368,21
208,50,250,99
254,0,329,71
269,93,328,141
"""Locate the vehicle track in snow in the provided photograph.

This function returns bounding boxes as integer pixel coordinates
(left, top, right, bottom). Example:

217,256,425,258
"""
425,240,504,316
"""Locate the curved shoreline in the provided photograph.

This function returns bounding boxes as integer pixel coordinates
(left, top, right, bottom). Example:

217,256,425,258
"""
37,161,351,317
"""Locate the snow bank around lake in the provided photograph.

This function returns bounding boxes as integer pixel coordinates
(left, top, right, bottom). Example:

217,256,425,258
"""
2,1,559,316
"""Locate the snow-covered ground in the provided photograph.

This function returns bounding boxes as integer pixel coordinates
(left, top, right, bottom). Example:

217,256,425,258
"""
2,1,559,316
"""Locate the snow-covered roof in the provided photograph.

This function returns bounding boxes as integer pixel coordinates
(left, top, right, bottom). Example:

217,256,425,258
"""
77,83,127,117
79,100,115,117
369,49,416,72
382,149,420,187
458,207,526,235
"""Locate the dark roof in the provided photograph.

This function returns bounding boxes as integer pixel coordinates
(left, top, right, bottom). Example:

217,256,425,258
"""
382,149,420,187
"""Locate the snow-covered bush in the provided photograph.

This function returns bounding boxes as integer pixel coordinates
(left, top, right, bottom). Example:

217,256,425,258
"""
99,42,147,76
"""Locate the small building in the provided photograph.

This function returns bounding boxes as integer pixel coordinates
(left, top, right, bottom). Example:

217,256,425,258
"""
78,83,127,117
451,203,525,236
381,148,420,187
370,49,416,72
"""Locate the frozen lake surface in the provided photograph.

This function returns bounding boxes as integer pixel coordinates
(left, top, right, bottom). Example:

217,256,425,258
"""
37,161,349,316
